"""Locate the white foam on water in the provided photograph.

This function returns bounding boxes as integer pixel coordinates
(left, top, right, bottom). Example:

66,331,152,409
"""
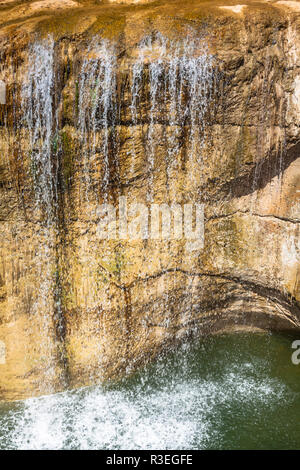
0,364,286,450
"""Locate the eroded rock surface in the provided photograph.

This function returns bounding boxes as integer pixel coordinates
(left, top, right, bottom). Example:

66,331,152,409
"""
0,0,299,400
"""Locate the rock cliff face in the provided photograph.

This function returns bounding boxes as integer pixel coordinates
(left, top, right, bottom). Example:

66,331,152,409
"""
0,0,299,401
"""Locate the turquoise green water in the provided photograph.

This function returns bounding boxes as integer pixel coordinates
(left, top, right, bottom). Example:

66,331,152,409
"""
0,331,300,450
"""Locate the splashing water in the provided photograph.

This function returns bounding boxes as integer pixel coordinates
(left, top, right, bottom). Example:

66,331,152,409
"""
0,332,299,450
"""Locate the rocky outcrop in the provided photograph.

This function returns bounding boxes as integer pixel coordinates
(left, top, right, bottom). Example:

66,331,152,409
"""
0,0,299,401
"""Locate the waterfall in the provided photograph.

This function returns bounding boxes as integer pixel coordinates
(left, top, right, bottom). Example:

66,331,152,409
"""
10,31,216,392
128,34,215,200
77,40,117,204
21,37,65,393
75,33,215,204
23,38,55,221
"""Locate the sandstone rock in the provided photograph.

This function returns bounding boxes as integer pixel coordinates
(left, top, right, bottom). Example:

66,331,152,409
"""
0,0,299,401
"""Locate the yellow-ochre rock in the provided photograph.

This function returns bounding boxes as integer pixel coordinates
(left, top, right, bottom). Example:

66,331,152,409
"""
0,0,299,401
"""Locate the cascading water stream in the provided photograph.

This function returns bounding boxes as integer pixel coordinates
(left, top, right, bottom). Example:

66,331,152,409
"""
5,31,217,395
126,34,215,202
23,38,55,221
73,32,216,367
76,33,215,202
78,40,117,204
21,37,65,393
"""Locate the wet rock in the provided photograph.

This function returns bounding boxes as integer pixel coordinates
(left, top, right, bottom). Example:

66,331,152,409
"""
0,0,299,401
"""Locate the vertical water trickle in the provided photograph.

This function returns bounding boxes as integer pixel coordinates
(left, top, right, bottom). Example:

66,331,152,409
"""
18,32,216,391
179,41,215,192
147,36,167,202
129,54,144,177
22,37,66,393
77,33,215,205
166,51,180,188
128,34,215,202
23,38,55,220
76,41,119,381
126,33,215,343
78,41,117,203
